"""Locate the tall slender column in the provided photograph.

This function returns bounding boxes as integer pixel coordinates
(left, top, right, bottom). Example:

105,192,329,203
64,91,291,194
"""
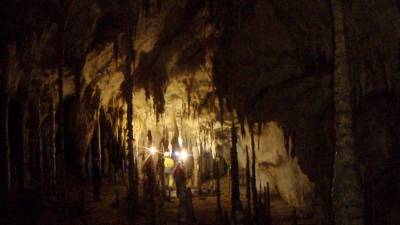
330,1,365,224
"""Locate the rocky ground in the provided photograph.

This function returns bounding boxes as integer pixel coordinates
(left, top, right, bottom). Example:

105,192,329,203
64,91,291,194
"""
4,177,315,225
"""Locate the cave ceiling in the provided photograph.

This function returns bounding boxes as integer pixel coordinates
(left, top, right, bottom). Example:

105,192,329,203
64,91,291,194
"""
1,0,399,159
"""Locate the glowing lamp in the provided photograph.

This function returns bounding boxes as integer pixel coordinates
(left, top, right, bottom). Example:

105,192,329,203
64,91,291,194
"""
164,151,171,157
149,146,157,155
178,150,188,161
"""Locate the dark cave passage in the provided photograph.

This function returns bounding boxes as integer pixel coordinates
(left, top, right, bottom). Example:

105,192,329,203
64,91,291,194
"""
1,0,400,225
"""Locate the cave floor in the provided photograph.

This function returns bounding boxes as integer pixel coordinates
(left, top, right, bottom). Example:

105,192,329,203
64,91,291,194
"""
5,179,315,225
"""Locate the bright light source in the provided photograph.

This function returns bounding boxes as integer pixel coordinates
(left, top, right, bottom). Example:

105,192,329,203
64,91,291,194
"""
164,151,171,157
179,150,188,161
149,146,157,155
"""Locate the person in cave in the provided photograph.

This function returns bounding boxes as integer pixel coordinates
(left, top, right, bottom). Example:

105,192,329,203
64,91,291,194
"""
93,159,102,201
173,161,186,198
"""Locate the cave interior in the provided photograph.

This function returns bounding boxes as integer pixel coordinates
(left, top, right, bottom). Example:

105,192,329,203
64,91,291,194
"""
1,0,400,225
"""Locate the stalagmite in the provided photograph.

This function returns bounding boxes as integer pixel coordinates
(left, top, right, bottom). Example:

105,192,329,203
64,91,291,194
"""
216,152,222,214
94,161,100,198
144,130,156,225
36,96,44,192
223,210,230,225
100,111,110,176
16,99,29,192
330,1,365,225
292,209,298,225
86,142,93,178
197,140,204,193
117,124,124,180
250,126,257,218
265,182,271,225
50,96,57,193
57,49,66,196
144,158,156,225
127,139,136,217
230,121,243,222
0,66,10,214
245,145,251,216
29,91,43,191
123,1,139,224
158,137,167,225
96,113,102,168
79,189,86,214
114,190,120,208
56,0,75,194
93,115,102,201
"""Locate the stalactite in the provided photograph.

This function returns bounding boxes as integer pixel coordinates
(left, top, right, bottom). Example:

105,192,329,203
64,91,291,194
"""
113,39,119,68
283,126,290,154
185,77,195,119
143,0,150,17
257,122,261,153
382,53,393,92
156,0,162,11
207,0,214,22
239,114,245,138
218,96,224,125
147,129,153,146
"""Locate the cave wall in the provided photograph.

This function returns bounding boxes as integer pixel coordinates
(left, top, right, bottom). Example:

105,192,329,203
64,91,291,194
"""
234,122,315,213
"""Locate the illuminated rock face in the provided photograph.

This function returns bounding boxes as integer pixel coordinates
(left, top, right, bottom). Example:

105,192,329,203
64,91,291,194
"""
236,122,314,213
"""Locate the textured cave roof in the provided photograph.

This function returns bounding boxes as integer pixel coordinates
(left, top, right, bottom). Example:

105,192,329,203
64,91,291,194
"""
1,0,399,128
